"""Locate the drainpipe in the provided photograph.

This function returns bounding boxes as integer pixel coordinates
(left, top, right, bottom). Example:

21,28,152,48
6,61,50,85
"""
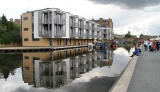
50,38,53,47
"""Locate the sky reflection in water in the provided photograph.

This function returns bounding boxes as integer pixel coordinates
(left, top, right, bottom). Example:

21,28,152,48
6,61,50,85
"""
0,47,134,92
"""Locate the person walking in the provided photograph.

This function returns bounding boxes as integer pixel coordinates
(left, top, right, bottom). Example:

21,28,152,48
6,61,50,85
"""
144,40,149,51
149,41,153,52
156,41,159,51
154,43,157,52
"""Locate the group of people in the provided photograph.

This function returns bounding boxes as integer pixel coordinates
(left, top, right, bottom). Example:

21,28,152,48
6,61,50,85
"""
130,40,160,57
143,40,160,52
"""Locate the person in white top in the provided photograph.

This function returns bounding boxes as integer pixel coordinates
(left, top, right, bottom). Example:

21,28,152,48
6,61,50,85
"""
149,41,153,52
144,40,149,51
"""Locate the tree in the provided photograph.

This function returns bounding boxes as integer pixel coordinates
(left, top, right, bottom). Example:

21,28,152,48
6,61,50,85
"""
140,34,144,38
125,31,132,38
0,15,20,44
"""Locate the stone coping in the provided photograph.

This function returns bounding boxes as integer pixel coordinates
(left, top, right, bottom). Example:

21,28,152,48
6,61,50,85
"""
110,55,139,92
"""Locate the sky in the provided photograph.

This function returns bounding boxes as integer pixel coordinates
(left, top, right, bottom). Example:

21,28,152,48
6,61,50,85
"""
0,0,160,36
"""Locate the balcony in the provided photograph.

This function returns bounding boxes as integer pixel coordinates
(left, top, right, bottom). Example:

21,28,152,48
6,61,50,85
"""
70,21,77,28
91,26,96,31
85,24,90,30
92,31,96,38
70,30,76,38
42,19,52,24
39,30,52,37
78,24,84,29
103,30,107,34
54,17,64,25
78,30,84,38
54,30,63,37
86,33,91,38
92,34,96,38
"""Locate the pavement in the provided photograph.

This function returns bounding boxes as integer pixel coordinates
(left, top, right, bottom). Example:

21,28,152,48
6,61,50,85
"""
128,48,160,92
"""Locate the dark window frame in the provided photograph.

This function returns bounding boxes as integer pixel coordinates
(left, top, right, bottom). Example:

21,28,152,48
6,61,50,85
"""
24,56,29,59
32,33,39,41
24,17,28,20
24,28,28,31
24,38,28,41
24,67,29,70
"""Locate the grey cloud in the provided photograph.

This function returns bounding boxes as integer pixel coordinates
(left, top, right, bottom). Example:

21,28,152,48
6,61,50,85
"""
88,0,160,9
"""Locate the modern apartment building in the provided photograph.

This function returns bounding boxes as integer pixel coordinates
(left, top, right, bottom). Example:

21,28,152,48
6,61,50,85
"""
21,8,114,47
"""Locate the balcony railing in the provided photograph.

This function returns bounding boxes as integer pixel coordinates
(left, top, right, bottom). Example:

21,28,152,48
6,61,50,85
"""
70,30,76,38
78,31,84,38
39,30,52,37
91,26,96,31
78,23,84,29
42,19,52,24
86,33,91,38
92,33,96,38
54,17,64,25
85,25,90,30
70,21,77,28
54,30,63,37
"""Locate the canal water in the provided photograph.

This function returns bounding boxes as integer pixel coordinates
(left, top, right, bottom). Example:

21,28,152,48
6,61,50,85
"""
0,47,134,92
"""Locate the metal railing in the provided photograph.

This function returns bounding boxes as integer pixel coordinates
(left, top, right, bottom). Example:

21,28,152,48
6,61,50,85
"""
54,17,64,25
42,19,52,24
70,21,77,27
54,30,63,37
86,33,91,38
78,31,84,38
70,30,76,37
39,30,52,37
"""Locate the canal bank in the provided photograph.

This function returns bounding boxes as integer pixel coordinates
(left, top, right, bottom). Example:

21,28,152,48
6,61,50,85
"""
110,56,139,92
110,46,146,92
0,45,87,53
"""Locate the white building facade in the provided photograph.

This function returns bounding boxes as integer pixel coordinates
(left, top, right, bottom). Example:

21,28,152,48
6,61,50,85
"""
32,8,113,40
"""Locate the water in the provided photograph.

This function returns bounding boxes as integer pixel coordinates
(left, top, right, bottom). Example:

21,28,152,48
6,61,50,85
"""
0,47,134,92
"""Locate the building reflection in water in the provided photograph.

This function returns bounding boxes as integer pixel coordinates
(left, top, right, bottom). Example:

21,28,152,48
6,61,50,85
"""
22,47,113,89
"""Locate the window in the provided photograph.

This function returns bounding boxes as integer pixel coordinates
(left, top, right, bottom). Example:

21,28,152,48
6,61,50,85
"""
70,39,71,45
24,67,29,70
24,38,28,41
33,57,40,61
104,34,106,38
32,33,39,41
24,28,28,31
24,56,29,59
24,17,28,20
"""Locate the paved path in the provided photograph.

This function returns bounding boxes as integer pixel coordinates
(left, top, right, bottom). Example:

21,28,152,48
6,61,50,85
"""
128,48,160,92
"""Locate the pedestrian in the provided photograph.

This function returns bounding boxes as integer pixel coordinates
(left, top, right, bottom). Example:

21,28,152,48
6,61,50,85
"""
144,40,149,51
156,41,159,51
154,43,157,51
149,41,153,52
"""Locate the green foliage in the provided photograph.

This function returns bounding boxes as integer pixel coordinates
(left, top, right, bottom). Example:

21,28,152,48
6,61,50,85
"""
0,54,22,79
140,34,144,38
125,31,132,38
0,15,20,44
